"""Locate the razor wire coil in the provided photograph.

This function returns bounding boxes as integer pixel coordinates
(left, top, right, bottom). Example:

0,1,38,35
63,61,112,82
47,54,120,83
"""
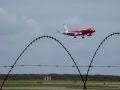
0,35,84,90
85,32,120,86
0,32,120,90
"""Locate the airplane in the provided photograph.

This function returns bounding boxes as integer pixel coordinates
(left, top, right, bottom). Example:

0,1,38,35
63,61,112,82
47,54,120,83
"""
57,24,96,38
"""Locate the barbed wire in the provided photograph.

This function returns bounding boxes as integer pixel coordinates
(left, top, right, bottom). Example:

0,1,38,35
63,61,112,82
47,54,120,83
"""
1,33,120,90
85,32,120,88
0,64,120,68
0,35,84,90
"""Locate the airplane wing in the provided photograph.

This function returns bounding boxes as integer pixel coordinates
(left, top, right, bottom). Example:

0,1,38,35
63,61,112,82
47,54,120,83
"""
75,33,78,36
87,33,92,36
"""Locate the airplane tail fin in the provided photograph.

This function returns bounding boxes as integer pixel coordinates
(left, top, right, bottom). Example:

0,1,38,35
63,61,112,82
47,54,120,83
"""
63,24,68,33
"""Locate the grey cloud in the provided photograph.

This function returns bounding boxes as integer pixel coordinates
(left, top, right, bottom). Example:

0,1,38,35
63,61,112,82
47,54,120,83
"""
0,8,41,37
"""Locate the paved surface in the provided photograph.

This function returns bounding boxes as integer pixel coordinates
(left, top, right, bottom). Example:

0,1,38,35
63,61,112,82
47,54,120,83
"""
2,87,94,90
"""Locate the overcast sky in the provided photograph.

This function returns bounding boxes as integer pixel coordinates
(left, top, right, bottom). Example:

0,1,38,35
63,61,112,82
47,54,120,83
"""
0,0,120,75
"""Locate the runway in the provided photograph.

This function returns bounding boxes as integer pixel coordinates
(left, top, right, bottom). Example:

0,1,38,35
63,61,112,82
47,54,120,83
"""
2,87,83,90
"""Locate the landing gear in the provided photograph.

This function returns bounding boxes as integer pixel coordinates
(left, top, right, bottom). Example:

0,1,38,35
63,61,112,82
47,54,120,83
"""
82,36,84,38
74,36,76,38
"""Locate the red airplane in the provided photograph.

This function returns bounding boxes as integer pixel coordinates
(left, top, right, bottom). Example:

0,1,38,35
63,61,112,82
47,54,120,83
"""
58,24,96,38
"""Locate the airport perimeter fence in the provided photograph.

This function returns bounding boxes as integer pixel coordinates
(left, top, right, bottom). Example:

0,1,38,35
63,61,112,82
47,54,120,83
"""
0,32,120,90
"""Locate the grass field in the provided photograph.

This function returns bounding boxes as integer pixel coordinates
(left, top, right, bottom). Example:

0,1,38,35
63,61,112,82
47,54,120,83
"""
0,80,120,90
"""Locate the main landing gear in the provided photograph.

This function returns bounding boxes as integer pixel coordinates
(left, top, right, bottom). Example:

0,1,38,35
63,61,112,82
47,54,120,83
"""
82,36,84,38
74,36,76,38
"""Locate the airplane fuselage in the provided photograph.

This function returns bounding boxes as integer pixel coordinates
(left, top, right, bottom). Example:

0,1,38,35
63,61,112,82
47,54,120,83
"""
63,28,95,38
58,24,96,38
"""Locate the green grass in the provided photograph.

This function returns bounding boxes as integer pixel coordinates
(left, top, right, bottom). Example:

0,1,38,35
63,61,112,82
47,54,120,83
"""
1,80,82,88
0,80,120,90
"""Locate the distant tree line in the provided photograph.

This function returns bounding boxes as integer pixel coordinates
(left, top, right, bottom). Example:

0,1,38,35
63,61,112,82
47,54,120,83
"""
0,74,120,81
